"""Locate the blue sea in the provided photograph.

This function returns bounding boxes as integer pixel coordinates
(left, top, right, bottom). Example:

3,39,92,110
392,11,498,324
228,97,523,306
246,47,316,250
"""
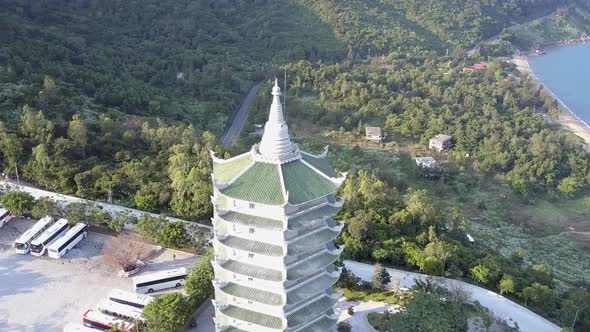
528,43,590,127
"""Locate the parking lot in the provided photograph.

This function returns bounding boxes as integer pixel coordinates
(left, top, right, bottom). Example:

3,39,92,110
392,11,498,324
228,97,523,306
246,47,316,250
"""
0,218,199,332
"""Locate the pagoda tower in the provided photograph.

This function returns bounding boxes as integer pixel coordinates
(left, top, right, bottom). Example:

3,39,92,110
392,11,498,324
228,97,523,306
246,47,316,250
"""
210,80,346,332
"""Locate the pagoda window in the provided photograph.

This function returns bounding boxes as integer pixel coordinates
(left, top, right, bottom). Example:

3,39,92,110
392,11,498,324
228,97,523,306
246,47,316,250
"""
249,227,255,234
249,203,255,209
248,253,255,258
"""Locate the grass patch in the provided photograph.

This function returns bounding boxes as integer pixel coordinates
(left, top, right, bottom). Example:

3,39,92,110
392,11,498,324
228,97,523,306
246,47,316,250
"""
470,221,590,285
340,288,406,306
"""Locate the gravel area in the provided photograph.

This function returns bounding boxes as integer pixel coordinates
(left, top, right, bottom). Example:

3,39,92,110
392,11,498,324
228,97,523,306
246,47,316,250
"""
0,218,198,332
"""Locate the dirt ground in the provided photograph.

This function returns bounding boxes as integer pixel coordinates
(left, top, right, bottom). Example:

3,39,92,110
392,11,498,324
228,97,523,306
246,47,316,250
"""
0,218,199,332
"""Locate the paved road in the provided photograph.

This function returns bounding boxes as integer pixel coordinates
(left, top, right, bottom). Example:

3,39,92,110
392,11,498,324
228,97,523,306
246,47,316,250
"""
0,180,212,230
344,260,560,332
221,82,263,148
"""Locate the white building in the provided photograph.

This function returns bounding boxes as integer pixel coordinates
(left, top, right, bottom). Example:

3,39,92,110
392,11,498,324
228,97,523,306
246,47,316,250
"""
210,80,346,332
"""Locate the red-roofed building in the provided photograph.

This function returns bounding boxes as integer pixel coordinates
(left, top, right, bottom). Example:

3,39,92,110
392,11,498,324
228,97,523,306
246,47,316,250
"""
464,61,489,72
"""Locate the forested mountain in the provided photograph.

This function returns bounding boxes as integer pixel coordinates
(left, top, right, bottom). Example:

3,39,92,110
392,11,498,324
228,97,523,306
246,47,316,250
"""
0,0,344,127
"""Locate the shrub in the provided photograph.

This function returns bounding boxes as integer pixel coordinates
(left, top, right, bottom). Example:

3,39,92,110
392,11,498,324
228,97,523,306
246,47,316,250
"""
337,321,352,332
185,249,214,304
159,222,191,248
142,292,191,332
135,215,164,243
0,191,34,216
31,197,63,219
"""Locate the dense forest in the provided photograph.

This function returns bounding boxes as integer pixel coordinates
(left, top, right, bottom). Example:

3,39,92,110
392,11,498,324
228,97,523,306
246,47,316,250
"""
1,1,590,330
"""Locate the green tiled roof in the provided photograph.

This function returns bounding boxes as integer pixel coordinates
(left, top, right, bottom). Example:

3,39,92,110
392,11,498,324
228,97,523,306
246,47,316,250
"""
222,259,283,281
298,315,337,332
282,160,339,205
220,162,285,205
288,205,342,230
288,229,339,256
219,211,283,230
220,282,283,305
220,235,283,256
213,153,253,183
287,274,338,305
222,305,283,329
288,296,337,328
301,152,336,177
288,252,339,280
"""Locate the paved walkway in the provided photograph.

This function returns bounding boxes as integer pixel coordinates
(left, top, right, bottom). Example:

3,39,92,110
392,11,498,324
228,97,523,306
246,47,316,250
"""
344,260,560,332
335,299,399,332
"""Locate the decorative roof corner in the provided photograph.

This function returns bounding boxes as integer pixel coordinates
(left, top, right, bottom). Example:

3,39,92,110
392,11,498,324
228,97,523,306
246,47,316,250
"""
319,145,329,158
335,171,348,186
210,150,223,163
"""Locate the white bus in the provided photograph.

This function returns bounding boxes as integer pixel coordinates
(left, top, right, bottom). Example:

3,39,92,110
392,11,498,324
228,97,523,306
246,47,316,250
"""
14,216,54,254
30,218,69,256
133,267,188,294
82,309,136,332
108,289,153,309
97,299,143,321
47,223,88,259
62,322,98,332
0,208,12,227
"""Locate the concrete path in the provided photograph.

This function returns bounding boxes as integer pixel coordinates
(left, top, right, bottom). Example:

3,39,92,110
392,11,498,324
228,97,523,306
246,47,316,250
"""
335,299,400,332
344,260,560,332
221,82,263,147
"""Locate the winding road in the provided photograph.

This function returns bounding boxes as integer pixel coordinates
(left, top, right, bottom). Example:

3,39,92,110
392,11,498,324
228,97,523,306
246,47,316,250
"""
221,82,263,148
344,260,560,332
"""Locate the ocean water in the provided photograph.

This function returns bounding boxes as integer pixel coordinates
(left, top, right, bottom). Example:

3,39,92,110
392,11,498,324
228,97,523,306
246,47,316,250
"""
528,43,590,127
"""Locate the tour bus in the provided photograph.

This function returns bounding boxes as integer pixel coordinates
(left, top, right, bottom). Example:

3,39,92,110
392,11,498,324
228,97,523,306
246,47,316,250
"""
0,208,12,228
62,322,98,332
30,218,70,256
47,223,88,259
133,267,188,294
14,216,54,254
108,289,153,309
82,309,135,332
97,299,143,321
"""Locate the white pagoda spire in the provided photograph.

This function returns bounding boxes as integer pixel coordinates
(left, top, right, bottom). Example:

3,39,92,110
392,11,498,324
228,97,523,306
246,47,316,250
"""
258,79,298,163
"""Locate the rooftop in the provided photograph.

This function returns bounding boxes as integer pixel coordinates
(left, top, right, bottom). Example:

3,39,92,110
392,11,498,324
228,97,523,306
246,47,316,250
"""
430,134,452,143
287,251,339,280
212,82,344,207
221,305,283,329
287,296,337,327
287,274,338,305
220,282,283,306
218,210,283,230
221,259,283,282
288,229,340,256
219,235,283,256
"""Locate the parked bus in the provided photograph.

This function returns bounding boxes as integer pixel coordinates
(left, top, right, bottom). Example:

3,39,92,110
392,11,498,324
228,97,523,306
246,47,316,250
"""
108,289,153,309
97,299,143,321
47,223,88,259
133,267,187,294
30,218,69,256
14,216,54,254
0,208,12,228
82,309,135,332
62,322,97,332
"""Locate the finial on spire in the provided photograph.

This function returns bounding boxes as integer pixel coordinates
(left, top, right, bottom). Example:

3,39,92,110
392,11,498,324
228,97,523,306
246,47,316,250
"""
272,77,281,96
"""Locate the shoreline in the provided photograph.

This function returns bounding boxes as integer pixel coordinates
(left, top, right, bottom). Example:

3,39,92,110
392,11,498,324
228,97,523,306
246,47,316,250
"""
512,55,590,151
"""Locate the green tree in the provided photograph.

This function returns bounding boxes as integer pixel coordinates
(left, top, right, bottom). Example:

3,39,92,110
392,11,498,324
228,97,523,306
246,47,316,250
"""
159,222,191,248
499,274,515,295
68,114,88,157
142,292,191,332
0,132,23,184
136,215,164,243
0,191,34,216
185,249,214,304
31,197,63,219
470,264,491,284
372,263,392,290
